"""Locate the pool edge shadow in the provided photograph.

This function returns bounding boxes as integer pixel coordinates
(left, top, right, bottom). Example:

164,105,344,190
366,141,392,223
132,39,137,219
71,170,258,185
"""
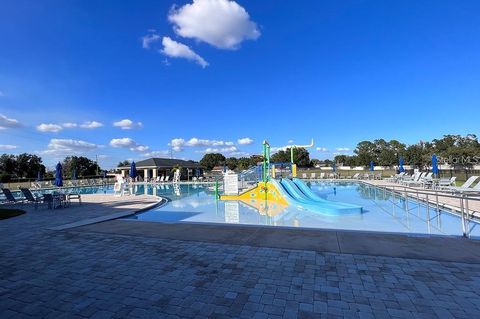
69,220,480,264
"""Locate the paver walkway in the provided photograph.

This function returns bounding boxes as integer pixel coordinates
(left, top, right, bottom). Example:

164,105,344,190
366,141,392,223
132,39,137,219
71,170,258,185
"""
1,194,480,318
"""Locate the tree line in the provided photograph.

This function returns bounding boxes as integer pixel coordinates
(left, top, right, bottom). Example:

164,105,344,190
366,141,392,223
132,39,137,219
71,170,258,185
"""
335,134,480,168
198,134,480,172
0,154,102,182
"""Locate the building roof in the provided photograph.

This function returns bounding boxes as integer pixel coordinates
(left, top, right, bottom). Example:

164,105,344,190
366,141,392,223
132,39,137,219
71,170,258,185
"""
120,158,199,169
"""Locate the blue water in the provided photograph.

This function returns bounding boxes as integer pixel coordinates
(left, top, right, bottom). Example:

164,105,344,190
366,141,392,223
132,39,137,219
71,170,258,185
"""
124,182,480,238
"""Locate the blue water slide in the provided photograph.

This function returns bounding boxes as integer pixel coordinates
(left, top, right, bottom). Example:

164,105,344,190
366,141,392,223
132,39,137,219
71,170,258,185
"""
291,178,329,202
271,178,362,216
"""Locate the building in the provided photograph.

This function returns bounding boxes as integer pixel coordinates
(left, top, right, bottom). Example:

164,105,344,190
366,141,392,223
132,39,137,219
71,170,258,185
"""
118,158,201,180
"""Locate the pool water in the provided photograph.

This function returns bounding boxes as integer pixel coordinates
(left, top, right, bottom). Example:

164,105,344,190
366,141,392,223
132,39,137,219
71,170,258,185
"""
125,182,480,238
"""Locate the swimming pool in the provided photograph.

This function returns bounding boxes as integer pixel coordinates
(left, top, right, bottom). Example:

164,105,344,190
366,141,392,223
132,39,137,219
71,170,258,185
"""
125,182,480,238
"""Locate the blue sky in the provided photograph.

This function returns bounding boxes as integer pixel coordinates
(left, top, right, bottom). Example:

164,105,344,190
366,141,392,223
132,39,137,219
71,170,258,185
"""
1,0,479,169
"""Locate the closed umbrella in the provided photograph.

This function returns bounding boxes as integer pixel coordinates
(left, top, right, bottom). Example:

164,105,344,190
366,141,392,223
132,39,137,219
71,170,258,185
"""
369,161,374,172
37,171,43,181
432,155,439,177
71,168,77,180
399,157,405,173
130,161,137,179
54,162,63,187
103,170,107,179
332,163,336,172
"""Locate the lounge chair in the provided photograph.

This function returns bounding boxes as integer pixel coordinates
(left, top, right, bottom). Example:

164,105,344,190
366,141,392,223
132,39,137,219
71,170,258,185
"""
165,175,170,183
310,172,316,179
455,181,480,193
437,177,456,189
402,172,422,186
1,188,19,204
302,173,307,179
352,173,361,179
419,172,434,188
447,176,479,193
319,172,325,179
20,188,43,210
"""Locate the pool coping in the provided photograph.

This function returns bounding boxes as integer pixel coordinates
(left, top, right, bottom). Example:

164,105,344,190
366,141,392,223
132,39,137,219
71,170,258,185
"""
48,196,167,231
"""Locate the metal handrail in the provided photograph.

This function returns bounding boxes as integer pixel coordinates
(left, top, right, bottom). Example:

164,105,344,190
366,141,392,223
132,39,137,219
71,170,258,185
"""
363,181,479,237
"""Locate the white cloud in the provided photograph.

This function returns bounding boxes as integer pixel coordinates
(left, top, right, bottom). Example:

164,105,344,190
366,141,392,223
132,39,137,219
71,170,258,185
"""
0,114,21,129
169,137,236,151
202,146,238,153
62,122,77,128
186,137,224,146
0,144,17,150
80,121,103,129
336,147,351,152
168,0,260,50
0,91,4,97
287,140,294,144
161,36,208,68
316,147,328,152
113,119,143,130
37,123,63,133
43,138,98,155
237,137,253,145
141,150,170,157
141,33,161,49
271,145,290,153
110,138,149,152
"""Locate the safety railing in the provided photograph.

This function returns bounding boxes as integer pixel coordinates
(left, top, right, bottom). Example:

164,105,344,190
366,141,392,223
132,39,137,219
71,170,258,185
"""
363,182,480,237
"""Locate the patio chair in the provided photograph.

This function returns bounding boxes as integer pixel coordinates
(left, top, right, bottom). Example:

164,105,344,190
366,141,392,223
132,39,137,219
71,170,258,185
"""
302,173,307,179
319,172,325,179
437,177,456,189
447,176,479,193
1,188,20,204
310,172,316,179
402,172,422,185
455,181,480,193
20,188,43,210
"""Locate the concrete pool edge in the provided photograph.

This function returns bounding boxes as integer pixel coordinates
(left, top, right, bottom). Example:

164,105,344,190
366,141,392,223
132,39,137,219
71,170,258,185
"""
48,196,167,231
70,219,480,264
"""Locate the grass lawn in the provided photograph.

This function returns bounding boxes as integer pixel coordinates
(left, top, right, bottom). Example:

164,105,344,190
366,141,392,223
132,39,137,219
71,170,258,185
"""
0,208,26,220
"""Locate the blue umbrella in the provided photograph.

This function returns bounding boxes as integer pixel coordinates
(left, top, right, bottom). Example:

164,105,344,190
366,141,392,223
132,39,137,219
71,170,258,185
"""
332,163,336,172
37,171,43,181
71,168,77,180
369,161,374,172
399,157,405,173
432,154,439,176
195,168,200,177
130,161,137,178
103,170,107,179
54,162,63,187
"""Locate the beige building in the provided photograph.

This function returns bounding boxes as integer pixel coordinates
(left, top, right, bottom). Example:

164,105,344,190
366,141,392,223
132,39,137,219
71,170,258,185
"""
118,158,201,180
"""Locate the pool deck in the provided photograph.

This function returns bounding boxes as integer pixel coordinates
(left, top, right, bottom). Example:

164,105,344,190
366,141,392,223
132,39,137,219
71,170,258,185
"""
2,193,480,318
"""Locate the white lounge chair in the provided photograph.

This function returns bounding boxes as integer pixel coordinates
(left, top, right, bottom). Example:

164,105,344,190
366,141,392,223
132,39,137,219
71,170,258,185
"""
402,172,423,186
447,176,479,193
165,175,170,183
437,177,456,189
319,172,325,179
310,172,316,179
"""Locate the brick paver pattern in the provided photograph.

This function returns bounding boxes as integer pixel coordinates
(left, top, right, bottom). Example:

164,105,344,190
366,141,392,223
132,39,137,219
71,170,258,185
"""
1,203,480,318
